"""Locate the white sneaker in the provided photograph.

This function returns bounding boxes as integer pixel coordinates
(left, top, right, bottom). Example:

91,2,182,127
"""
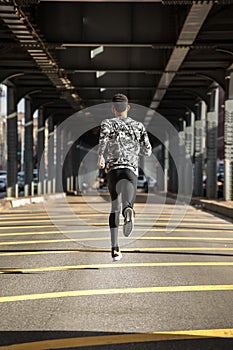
111,247,122,262
123,207,134,237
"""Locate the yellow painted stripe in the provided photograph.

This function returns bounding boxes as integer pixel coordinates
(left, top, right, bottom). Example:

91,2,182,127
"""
0,217,231,225
0,230,108,237
2,234,233,249
0,225,57,230
1,329,233,349
1,237,233,251
2,233,233,242
38,222,232,228
1,227,233,234
1,261,233,274
138,236,233,241
2,246,233,257
0,250,81,257
1,284,233,304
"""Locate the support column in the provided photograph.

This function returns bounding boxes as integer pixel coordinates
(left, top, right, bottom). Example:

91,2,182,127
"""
155,144,164,192
168,128,179,194
6,83,18,197
63,130,73,193
178,119,186,195
206,86,219,199
184,112,194,195
194,101,206,196
24,97,33,196
47,116,54,194
164,137,169,193
37,107,45,194
224,72,233,201
55,124,64,193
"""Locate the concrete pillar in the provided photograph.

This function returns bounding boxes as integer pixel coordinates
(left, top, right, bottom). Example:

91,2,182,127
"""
164,137,169,193
168,126,179,194
6,84,18,197
178,119,186,195
194,101,206,196
37,107,45,194
184,112,194,195
55,124,63,193
63,130,73,192
155,144,164,192
224,71,233,201
47,116,54,194
24,97,33,196
206,86,219,199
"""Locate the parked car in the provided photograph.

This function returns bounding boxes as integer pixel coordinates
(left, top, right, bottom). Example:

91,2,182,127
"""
137,174,157,192
98,168,107,190
146,176,157,192
203,173,224,198
0,178,6,192
17,169,39,193
137,175,147,190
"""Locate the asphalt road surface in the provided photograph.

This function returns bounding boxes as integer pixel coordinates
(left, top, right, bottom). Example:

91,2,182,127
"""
0,193,233,349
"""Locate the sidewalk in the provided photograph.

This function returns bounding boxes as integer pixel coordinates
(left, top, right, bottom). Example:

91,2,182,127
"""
191,197,233,221
167,191,233,221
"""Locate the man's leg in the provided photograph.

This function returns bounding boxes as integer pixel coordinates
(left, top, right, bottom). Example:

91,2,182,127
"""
121,169,137,215
120,169,137,237
107,170,122,261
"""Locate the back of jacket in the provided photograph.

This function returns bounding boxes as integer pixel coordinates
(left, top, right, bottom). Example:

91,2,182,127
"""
98,116,152,176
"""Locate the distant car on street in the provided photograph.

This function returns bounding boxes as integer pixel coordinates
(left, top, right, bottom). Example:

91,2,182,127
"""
137,174,157,192
0,178,6,192
203,173,224,198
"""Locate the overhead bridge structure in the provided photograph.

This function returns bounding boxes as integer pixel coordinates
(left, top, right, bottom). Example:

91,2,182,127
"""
0,0,233,201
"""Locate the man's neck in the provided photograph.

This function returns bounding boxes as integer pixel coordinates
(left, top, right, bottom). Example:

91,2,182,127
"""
116,112,127,118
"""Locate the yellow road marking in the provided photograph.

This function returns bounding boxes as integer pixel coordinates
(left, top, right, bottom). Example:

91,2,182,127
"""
1,284,233,304
0,230,108,237
1,227,233,233
1,246,233,257
1,261,233,274
2,233,233,242
0,225,58,230
0,250,81,257
0,217,231,225
1,329,233,349
1,236,233,250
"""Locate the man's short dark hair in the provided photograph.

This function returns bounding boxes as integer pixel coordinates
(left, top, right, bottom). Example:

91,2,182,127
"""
112,93,128,113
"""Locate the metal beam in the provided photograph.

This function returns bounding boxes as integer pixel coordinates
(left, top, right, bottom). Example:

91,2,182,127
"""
150,3,213,109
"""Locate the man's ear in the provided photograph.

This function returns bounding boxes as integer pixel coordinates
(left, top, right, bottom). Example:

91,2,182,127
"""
127,104,131,112
112,105,115,114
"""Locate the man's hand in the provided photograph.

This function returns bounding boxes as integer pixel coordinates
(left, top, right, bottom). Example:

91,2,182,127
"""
97,155,105,169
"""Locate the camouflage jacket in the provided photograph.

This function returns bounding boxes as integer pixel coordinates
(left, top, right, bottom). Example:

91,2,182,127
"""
98,116,152,175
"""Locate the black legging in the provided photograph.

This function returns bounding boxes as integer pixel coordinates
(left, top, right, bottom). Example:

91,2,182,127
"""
107,168,137,247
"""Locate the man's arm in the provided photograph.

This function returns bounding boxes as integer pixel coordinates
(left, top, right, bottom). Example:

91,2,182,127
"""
97,119,110,168
139,125,152,156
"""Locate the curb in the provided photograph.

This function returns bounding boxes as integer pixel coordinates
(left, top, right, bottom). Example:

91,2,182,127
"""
0,193,65,210
168,192,233,221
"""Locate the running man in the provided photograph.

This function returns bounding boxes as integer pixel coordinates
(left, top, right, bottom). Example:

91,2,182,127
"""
97,94,152,261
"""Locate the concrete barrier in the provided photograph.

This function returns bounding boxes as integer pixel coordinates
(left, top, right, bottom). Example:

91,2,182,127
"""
0,193,65,211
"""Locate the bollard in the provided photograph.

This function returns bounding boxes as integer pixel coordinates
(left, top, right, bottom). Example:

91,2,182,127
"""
52,178,56,193
15,184,18,198
24,184,29,197
43,179,47,195
70,175,74,191
37,181,42,196
47,180,51,194
67,177,70,192
31,181,34,197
